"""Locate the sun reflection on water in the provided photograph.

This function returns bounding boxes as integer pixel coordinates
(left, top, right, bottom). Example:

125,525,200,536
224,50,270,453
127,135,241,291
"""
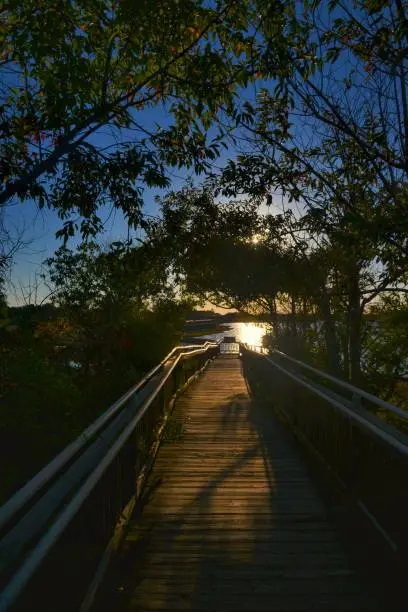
230,322,270,347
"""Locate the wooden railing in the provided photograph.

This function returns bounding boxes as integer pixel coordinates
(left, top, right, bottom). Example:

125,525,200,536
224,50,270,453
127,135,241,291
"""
242,345,408,567
0,342,219,612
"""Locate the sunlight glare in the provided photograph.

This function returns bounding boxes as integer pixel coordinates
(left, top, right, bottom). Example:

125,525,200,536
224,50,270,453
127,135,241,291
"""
239,323,265,347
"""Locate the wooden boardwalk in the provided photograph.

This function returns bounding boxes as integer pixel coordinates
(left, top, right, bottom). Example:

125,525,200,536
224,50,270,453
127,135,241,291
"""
101,356,380,611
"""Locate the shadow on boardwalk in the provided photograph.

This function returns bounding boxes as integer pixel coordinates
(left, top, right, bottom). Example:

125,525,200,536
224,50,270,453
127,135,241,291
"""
97,356,384,612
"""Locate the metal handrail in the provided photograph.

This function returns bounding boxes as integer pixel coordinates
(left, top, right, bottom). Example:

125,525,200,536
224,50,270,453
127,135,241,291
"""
244,344,408,421
271,348,408,421
0,341,219,612
242,344,408,554
0,342,217,612
264,354,408,457
0,341,218,533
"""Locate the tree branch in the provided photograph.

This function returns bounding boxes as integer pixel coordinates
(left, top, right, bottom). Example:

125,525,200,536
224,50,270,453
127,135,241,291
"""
0,1,235,207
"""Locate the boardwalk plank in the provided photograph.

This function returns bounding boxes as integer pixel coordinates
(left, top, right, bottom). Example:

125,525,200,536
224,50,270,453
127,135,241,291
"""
98,356,380,611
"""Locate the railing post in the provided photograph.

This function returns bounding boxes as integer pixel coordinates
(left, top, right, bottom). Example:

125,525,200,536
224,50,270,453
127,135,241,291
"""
352,392,362,411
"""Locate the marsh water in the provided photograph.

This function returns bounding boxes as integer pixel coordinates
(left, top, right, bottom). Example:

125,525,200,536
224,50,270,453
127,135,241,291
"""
202,321,272,348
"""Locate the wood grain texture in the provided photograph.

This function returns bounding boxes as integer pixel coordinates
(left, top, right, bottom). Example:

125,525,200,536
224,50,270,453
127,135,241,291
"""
99,356,380,611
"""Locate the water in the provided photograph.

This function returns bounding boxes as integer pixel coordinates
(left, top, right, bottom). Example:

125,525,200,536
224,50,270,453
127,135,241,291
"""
200,321,272,347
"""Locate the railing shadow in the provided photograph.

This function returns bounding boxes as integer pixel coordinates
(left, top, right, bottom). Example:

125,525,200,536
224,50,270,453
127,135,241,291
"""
240,352,388,611
97,356,384,611
103,446,265,610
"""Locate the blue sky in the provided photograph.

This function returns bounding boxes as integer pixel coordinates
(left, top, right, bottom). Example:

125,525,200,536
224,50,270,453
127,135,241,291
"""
5,99,235,304
6,184,181,305
4,90,295,306
3,0,341,305
2,1,307,305
4,53,270,304
4,0,388,307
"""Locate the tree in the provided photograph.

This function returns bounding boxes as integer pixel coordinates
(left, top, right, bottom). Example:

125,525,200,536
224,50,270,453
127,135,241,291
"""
364,293,408,404
0,0,289,239
44,240,191,373
290,0,408,184
148,176,408,383
215,0,408,258
146,185,265,302
1,237,194,500
146,186,332,364
218,98,408,380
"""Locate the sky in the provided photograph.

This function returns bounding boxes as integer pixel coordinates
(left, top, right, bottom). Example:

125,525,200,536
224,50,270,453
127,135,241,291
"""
4,116,293,307
6,188,153,305
2,37,211,302
4,102,208,304
2,0,322,306
4,82,269,306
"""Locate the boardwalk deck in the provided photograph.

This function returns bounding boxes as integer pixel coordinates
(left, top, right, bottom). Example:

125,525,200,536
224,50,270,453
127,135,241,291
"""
100,356,381,611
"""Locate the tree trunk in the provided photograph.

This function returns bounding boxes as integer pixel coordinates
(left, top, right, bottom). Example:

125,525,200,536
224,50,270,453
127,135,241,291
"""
290,296,297,336
349,310,361,385
318,291,341,376
341,321,350,380
270,297,280,340
348,270,362,385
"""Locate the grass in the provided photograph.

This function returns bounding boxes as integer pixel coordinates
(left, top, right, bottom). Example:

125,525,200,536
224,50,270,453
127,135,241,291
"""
161,414,184,442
